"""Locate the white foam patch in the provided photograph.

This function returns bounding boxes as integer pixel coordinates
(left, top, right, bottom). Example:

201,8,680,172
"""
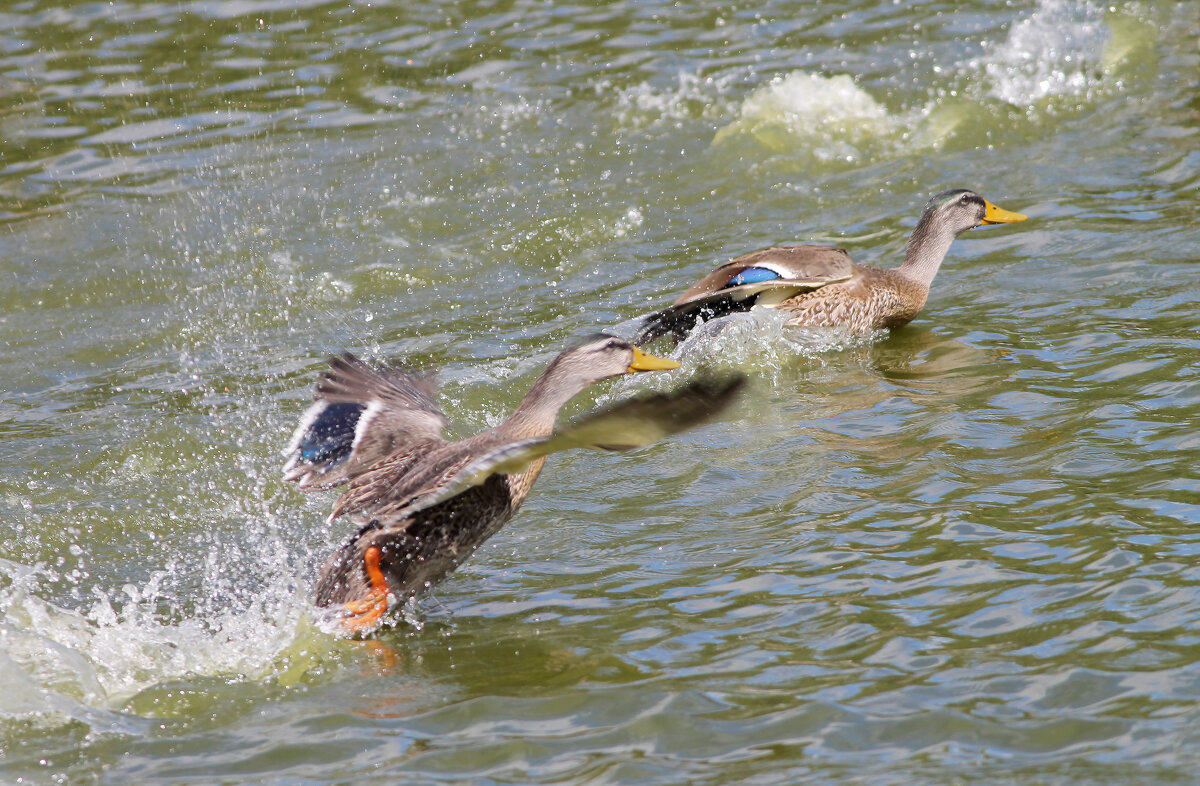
712,71,913,162
712,3,1142,158
609,307,879,400
0,519,323,724
981,0,1111,107
547,205,646,249
609,71,737,129
674,308,878,372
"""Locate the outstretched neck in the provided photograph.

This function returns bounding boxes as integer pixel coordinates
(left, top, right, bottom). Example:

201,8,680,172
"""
503,364,593,438
897,214,959,290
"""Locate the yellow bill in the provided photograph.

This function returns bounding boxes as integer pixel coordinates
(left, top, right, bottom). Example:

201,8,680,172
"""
982,200,1028,224
628,346,681,372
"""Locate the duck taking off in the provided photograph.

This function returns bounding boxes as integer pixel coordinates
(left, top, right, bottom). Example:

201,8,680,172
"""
283,335,743,635
634,189,1027,342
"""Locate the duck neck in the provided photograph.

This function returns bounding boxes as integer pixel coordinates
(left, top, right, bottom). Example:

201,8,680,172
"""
897,214,958,291
502,365,592,438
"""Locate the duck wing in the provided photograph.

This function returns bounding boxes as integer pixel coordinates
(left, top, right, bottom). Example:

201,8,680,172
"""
392,375,746,518
327,443,475,522
282,353,448,490
635,245,854,342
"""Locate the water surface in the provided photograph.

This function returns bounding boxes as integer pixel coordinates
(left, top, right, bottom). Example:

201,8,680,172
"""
1,0,1198,782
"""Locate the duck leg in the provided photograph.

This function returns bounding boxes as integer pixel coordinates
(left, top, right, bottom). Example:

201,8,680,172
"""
338,546,391,633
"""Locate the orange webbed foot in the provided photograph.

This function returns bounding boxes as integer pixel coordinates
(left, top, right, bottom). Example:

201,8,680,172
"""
337,546,391,635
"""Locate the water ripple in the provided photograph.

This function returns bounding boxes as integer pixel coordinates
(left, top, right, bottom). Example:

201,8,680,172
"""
2,0,1199,782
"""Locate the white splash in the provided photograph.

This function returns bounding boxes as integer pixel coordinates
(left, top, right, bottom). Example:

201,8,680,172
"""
0,514,324,727
608,307,874,399
982,0,1111,107
676,308,876,368
712,71,905,162
609,71,737,129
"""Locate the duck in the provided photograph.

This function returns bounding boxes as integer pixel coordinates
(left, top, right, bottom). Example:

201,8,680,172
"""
634,189,1027,342
283,334,744,635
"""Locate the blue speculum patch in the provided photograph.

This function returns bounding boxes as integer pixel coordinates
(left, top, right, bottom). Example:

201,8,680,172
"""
726,267,781,287
300,402,365,466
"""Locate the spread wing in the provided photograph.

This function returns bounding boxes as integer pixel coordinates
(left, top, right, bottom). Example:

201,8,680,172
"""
282,353,448,490
394,375,746,518
326,444,473,522
636,246,854,342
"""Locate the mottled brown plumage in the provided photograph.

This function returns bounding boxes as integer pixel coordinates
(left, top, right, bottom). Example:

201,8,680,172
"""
282,335,743,634
636,189,1027,342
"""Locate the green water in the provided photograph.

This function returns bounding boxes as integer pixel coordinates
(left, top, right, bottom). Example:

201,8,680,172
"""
2,0,1198,782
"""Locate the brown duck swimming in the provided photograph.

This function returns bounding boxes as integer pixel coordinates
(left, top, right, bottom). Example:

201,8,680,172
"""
283,335,743,634
635,189,1027,342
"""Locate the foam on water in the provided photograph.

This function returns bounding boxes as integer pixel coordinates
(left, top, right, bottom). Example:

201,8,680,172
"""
678,308,880,371
0,529,318,723
712,71,909,161
707,0,1144,162
609,307,879,400
980,0,1112,108
0,399,339,731
609,72,738,130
